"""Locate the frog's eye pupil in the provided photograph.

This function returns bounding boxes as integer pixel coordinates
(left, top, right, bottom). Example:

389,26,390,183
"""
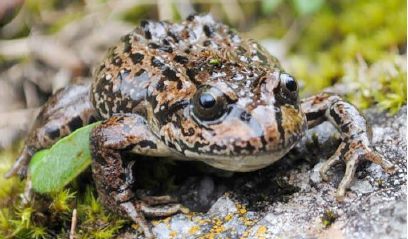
281,73,297,92
192,86,227,122
285,78,297,91
199,93,216,108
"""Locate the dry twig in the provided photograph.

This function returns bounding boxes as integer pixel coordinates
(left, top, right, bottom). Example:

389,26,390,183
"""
70,209,78,239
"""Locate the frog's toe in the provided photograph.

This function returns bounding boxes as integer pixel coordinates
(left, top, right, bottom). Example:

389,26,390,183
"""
335,153,359,201
363,150,397,174
120,201,154,238
139,194,178,206
140,202,189,217
320,142,345,181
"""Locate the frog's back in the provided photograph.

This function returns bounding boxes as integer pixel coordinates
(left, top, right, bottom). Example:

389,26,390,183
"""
91,14,280,120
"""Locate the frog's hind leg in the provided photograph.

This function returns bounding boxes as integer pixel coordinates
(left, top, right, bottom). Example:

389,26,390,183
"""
301,93,396,201
5,83,98,179
90,114,187,238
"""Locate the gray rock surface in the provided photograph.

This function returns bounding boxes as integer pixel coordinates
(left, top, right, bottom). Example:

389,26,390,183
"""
119,106,407,239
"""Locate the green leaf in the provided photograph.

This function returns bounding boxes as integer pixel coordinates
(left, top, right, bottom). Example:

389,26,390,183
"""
292,0,325,16
29,122,100,193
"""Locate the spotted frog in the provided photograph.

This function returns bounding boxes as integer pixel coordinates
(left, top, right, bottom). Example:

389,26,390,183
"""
7,15,395,238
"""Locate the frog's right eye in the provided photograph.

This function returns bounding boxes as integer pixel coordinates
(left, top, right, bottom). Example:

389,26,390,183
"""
275,72,299,105
191,86,228,122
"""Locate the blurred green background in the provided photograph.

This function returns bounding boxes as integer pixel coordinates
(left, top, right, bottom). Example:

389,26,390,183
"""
0,0,406,238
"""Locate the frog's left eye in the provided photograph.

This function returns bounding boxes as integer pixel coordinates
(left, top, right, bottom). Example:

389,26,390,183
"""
280,73,297,92
191,86,228,122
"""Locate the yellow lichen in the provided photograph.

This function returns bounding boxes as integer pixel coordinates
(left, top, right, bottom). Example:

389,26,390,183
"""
236,203,248,215
169,230,177,238
243,218,254,227
189,225,200,235
214,218,223,226
255,225,267,238
241,230,250,239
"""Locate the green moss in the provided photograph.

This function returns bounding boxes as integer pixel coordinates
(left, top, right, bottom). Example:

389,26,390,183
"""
50,189,76,213
29,226,49,239
321,209,337,228
341,55,406,114
3,204,52,239
75,187,127,239
90,223,126,239
79,187,102,217
374,68,407,114
283,0,406,114
0,145,24,206
0,176,126,238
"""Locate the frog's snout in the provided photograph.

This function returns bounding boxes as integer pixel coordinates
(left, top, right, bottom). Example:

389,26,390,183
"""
201,103,305,156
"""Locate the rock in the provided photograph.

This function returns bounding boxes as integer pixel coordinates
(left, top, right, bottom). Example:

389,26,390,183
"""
310,162,323,184
152,223,171,239
350,180,374,194
343,194,407,239
207,195,238,218
118,106,407,239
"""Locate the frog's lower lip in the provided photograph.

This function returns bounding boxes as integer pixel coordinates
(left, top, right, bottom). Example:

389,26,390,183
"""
178,131,305,172
182,146,293,172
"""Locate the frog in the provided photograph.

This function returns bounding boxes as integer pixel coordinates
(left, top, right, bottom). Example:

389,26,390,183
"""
6,14,396,238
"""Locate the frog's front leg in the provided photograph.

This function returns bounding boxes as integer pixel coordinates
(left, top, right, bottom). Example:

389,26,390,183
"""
301,93,396,200
90,114,187,238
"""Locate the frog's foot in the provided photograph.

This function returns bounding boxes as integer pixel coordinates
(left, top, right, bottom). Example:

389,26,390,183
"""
120,200,188,238
302,93,397,201
320,139,396,201
114,168,187,238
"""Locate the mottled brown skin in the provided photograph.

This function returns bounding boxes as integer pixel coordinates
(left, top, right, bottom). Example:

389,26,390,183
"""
7,15,395,238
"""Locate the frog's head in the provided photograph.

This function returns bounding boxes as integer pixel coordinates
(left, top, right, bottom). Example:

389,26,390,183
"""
156,59,307,172
147,16,307,172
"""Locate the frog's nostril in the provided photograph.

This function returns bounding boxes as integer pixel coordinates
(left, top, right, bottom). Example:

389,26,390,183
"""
240,111,252,122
